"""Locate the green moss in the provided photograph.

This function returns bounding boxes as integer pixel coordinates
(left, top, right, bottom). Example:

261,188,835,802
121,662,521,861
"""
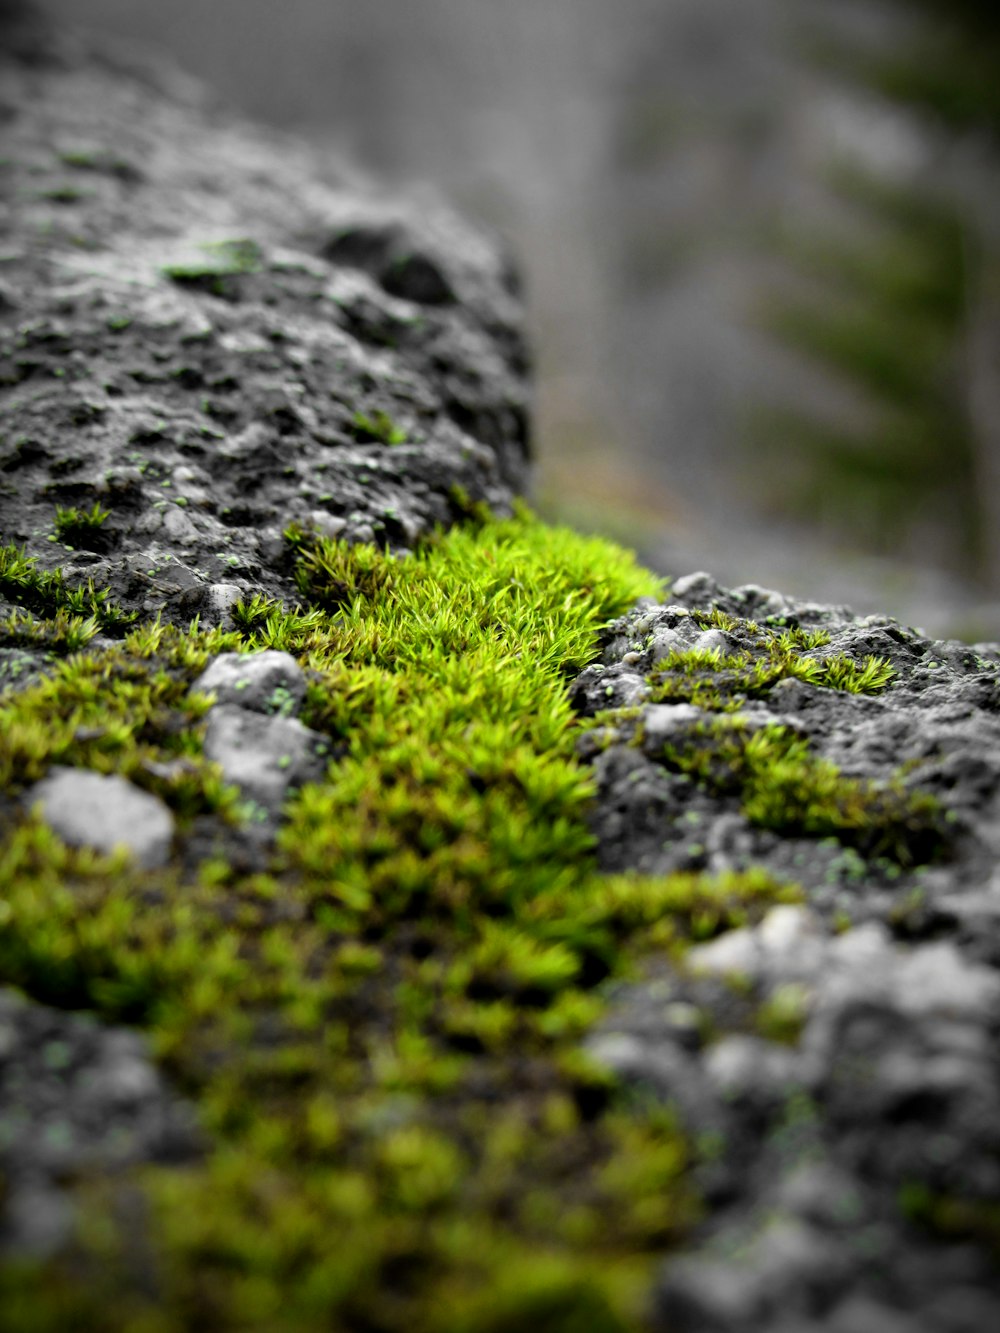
162,239,264,298
53,500,111,550
349,409,407,446
0,514,812,1329
755,983,811,1045
661,718,945,864
649,636,894,713
0,541,135,631
899,1182,1000,1257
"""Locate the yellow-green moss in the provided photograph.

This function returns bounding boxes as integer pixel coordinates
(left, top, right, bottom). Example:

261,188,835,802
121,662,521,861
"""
0,514,805,1331
660,717,945,864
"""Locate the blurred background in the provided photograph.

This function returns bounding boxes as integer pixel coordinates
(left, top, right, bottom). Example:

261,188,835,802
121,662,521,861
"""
38,0,1000,638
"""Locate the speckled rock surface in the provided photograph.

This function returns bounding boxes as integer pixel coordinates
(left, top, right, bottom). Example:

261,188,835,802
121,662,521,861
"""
0,13,529,651
572,572,1000,1331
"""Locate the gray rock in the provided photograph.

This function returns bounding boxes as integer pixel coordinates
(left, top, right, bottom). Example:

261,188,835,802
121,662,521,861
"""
575,575,1000,1328
641,703,705,751
203,704,326,810
23,767,175,868
826,1296,925,1333
192,650,307,716
656,1218,850,1331
190,583,248,630
0,20,529,625
0,987,200,1257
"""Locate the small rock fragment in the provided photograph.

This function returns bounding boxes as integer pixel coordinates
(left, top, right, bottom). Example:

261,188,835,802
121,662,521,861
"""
203,704,326,809
23,767,175,868
192,650,307,715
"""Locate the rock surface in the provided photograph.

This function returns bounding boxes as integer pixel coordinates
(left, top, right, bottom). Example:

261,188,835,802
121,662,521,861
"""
23,767,175,867
0,986,201,1257
202,702,326,812
571,572,1000,1331
0,10,529,651
191,649,307,715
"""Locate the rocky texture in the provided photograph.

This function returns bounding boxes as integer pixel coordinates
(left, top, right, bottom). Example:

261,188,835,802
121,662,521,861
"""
0,986,201,1257
202,703,326,813
0,9,529,653
3,11,1000,1332
190,649,307,715
571,571,1000,1331
22,766,176,867
191,649,327,818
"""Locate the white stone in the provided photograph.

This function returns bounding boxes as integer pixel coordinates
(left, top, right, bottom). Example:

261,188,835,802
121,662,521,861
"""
203,705,324,809
649,627,686,663
693,628,730,655
641,703,702,746
192,650,306,715
24,767,175,868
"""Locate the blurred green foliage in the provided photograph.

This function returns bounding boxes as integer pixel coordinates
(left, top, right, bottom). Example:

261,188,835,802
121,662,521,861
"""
757,0,1000,579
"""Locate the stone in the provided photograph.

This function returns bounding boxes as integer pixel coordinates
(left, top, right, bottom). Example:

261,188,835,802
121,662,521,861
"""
641,703,704,750
23,768,175,868
0,16,529,626
574,572,1000,1325
203,705,326,810
183,582,247,629
0,987,200,1256
192,650,307,716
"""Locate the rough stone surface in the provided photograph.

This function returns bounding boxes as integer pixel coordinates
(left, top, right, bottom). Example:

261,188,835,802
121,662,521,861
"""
571,573,1000,1331
23,766,175,867
0,14,530,641
0,986,201,1257
202,703,326,811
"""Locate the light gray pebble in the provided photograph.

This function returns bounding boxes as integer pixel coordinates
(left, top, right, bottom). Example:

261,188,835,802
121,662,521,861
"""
192,650,306,716
641,703,704,749
22,767,174,868
197,583,247,629
203,704,326,810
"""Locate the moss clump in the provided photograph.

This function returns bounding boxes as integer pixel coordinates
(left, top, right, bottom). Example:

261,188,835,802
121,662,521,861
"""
661,717,945,864
0,541,135,632
349,408,408,446
0,513,801,1332
161,238,264,298
649,626,894,714
52,500,113,552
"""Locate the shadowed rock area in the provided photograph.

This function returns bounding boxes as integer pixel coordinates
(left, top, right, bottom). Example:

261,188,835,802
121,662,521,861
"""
572,574,1000,1331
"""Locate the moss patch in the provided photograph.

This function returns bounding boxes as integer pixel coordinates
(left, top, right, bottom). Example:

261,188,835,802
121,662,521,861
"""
660,717,945,864
0,514,800,1331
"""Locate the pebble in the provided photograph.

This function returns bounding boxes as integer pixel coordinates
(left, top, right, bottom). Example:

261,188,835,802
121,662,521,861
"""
192,649,306,716
22,767,175,868
202,704,325,809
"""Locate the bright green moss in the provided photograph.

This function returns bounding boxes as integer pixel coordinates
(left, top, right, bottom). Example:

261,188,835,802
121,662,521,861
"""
349,408,407,446
53,500,110,546
661,717,945,864
0,514,809,1330
649,635,894,713
0,541,135,631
